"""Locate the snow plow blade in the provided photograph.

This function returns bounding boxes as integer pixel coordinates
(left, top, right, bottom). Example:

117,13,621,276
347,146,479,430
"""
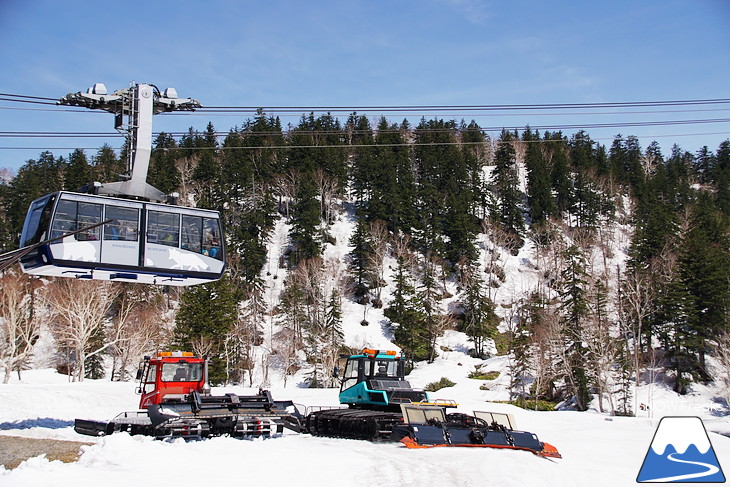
74,418,113,437
75,410,155,437
394,405,561,459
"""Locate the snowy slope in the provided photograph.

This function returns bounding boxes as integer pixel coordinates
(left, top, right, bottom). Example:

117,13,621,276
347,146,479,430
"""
2,206,729,485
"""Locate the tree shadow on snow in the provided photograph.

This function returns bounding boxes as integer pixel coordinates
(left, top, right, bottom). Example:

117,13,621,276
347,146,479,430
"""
0,418,74,430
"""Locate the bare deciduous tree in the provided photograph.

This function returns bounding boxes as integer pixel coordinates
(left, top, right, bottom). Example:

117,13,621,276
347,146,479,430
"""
188,335,217,361
712,329,730,409
232,282,267,386
313,168,340,224
480,218,510,300
108,287,171,381
0,167,14,182
392,231,416,270
272,170,298,219
175,154,203,206
529,303,563,407
426,313,453,364
618,266,655,398
367,220,389,306
272,327,300,387
584,277,618,414
47,279,120,381
0,271,41,383
295,256,326,328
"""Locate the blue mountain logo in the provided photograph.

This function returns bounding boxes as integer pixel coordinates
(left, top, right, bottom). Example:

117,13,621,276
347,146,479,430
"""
637,416,725,483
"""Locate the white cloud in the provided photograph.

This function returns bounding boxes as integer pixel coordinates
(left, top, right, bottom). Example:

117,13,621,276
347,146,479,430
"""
444,0,492,24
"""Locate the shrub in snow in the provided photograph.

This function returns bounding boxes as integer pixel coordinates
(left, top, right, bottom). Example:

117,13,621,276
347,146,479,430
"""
425,377,456,392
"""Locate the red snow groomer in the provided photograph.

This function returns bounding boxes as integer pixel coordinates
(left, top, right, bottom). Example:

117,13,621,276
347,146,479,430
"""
74,351,301,439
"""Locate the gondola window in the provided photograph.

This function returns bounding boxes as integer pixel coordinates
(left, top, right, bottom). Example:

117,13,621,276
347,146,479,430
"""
146,210,180,247
51,200,102,240
104,206,139,242
181,215,202,253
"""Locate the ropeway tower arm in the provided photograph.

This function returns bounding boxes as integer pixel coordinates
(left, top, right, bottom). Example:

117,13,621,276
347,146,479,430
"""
58,83,201,202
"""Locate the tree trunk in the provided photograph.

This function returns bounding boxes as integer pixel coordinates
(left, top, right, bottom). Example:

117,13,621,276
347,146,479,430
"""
76,348,86,382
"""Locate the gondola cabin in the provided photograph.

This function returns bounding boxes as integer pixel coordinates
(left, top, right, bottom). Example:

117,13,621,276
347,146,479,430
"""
19,191,225,286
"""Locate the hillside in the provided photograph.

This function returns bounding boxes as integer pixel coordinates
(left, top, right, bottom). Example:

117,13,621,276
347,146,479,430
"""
2,197,729,484
1,118,730,419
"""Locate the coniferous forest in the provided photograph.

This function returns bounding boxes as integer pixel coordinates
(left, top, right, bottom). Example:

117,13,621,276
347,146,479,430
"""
1,112,730,414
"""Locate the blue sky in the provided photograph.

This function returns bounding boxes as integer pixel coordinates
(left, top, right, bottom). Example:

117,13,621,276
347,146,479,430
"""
1,0,729,172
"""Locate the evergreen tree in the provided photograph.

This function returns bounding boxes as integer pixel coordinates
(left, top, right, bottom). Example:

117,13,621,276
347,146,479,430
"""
571,170,602,228
569,131,605,228
460,265,498,358
325,289,344,345
323,288,345,385
629,163,680,266
218,114,280,281
437,120,481,265
713,139,730,178
364,117,417,234
614,340,634,416
608,135,644,190
461,120,489,220
714,140,730,215
91,145,123,185
148,132,180,194
277,273,307,342
83,327,106,380
546,132,572,216
290,174,322,261
63,149,91,191
174,275,239,384
559,245,591,410
393,121,418,232
6,152,65,239
413,118,465,257
523,128,555,225
665,144,694,207
443,151,479,266
668,195,730,386
286,113,345,261
385,256,427,364
694,146,715,184
192,122,220,208
491,129,524,249
348,114,376,206
654,261,697,394
348,215,373,302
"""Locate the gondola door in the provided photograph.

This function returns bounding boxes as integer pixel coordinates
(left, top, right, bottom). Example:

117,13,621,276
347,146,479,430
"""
100,200,142,267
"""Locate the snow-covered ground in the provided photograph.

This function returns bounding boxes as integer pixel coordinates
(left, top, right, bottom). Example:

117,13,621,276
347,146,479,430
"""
1,343,728,487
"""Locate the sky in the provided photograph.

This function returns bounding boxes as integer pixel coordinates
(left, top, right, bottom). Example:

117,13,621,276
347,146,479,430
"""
1,0,729,173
